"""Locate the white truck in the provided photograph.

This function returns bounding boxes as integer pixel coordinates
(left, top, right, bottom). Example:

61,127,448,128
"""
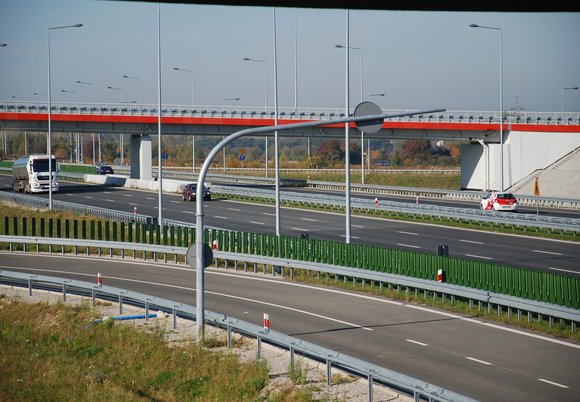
12,154,59,193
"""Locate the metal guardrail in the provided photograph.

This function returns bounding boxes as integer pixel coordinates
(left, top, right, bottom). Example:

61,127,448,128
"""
0,269,475,401
2,236,578,329
0,191,155,225
306,181,580,210
107,166,580,210
211,185,580,233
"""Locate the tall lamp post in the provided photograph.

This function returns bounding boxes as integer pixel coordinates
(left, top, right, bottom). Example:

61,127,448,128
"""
48,23,83,210
369,93,385,171
76,80,94,104
243,57,270,178
61,89,76,102
336,44,366,184
62,89,78,163
173,66,196,173
107,86,125,165
77,80,96,165
222,97,240,172
122,74,142,107
562,87,579,112
469,23,504,191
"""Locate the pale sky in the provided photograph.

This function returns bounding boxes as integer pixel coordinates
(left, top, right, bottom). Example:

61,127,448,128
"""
1,0,579,112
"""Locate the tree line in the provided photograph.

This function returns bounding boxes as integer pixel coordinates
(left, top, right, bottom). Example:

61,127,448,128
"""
1,131,460,168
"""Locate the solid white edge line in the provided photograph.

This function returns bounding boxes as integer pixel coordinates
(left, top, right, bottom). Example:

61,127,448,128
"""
2,252,579,350
549,267,579,275
0,262,373,332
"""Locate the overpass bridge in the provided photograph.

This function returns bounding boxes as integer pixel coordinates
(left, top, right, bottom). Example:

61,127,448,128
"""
2,101,580,195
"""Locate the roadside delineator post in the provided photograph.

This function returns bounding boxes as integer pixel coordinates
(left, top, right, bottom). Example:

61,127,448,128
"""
134,206,137,215
437,269,445,283
416,196,420,204
263,313,270,334
97,272,102,286
373,197,379,206
212,240,218,251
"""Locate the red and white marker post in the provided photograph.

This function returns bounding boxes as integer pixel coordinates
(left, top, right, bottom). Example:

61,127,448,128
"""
212,240,218,251
437,269,444,283
373,197,379,206
263,313,270,334
97,272,102,286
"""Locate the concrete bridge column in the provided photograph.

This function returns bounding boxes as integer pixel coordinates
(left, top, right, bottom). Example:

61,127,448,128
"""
130,134,152,180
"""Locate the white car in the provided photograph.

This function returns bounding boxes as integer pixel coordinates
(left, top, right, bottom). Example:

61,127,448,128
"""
480,191,519,212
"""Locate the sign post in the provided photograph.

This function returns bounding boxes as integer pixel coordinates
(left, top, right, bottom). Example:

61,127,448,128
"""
534,176,540,219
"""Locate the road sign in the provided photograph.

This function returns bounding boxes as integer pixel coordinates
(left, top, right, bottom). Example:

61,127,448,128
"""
534,176,540,196
186,243,213,269
240,154,245,161
354,101,383,134
163,153,168,160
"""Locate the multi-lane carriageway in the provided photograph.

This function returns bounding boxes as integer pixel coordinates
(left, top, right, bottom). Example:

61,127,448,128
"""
1,176,580,401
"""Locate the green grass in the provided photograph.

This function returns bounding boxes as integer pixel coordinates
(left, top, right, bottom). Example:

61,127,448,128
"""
0,296,325,402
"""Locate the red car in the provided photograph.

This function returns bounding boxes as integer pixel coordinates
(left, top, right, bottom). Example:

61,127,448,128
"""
480,191,519,212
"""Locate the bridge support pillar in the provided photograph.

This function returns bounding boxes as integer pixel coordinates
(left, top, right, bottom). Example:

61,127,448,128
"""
130,134,152,180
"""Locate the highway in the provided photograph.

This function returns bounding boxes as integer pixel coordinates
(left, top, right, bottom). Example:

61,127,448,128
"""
1,252,579,401
1,174,579,275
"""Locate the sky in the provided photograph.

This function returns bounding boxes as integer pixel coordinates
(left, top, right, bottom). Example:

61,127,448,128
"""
1,0,579,113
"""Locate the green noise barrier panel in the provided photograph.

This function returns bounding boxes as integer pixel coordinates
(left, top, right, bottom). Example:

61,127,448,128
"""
2,214,579,309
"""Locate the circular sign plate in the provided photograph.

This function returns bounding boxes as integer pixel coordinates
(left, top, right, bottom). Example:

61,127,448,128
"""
354,101,383,134
186,243,214,268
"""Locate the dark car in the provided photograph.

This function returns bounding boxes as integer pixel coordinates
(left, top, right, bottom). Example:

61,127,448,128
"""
96,165,114,175
182,183,211,201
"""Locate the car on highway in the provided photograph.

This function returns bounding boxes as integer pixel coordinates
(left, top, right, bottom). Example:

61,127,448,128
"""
480,191,519,212
96,165,114,175
182,183,211,201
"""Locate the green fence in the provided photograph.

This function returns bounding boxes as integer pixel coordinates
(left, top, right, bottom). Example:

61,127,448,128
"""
2,214,579,309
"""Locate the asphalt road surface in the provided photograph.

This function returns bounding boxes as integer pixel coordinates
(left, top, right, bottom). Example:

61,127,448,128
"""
1,252,578,401
1,175,579,276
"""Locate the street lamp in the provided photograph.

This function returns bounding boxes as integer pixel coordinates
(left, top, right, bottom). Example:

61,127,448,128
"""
173,66,196,173
173,67,195,106
335,44,363,102
336,44,366,184
106,86,125,165
243,57,269,177
76,80,94,104
562,87,578,112
469,23,504,191
61,89,76,102
106,86,124,103
48,23,83,210
222,97,240,172
368,93,386,171
122,74,142,106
